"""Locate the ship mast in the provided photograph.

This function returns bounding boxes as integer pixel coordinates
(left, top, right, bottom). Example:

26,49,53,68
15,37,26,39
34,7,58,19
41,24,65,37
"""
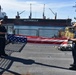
29,4,32,19
0,5,2,14
43,4,46,19
0,5,1,12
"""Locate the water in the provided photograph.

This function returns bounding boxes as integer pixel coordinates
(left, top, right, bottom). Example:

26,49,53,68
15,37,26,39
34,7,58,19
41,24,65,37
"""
13,25,65,38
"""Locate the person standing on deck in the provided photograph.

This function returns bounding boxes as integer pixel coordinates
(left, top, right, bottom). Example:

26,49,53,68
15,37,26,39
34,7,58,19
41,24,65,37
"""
68,23,76,70
0,19,8,57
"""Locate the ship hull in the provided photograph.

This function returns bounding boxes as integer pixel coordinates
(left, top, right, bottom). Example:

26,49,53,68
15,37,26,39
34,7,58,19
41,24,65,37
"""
3,18,71,27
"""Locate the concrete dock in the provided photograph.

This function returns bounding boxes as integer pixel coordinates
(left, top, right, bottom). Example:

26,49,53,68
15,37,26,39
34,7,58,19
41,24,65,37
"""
0,43,76,75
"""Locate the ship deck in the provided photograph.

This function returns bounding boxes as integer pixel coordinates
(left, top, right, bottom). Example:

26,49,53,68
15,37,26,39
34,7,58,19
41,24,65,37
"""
1,43,76,75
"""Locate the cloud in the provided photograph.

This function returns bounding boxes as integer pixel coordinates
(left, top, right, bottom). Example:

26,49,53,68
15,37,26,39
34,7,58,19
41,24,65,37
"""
0,0,43,11
0,0,74,11
46,1,74,9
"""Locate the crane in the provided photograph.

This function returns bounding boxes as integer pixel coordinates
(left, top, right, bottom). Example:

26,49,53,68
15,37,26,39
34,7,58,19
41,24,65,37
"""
17,10,25,16
49,8,57,19
16,10,25,19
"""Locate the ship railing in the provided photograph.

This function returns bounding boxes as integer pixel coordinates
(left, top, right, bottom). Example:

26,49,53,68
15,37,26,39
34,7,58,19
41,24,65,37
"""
3,24,14,34
14,29,38,36
2,24,60,37
14,28,59,38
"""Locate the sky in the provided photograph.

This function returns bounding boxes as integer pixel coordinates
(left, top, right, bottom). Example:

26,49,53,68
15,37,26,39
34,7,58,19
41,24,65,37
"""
0,0,76,22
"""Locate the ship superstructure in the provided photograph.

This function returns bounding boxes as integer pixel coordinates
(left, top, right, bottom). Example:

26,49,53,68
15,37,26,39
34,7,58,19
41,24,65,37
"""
0,5,7,19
